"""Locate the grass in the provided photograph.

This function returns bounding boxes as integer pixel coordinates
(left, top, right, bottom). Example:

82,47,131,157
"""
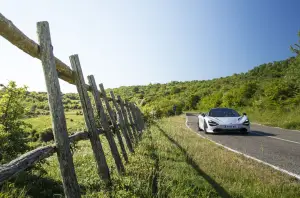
1,116,300,197
24,111,86,134
240,107,300,130
158,117,300,197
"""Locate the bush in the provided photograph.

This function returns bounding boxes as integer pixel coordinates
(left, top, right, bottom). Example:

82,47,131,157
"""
39,128,54,142
0,81,30,163
283,121,300,129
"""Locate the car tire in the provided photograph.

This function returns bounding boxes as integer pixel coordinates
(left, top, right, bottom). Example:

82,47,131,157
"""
198,123,202,131
204,121,208,134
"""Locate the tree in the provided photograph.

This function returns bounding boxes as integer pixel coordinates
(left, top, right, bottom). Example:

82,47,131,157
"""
0,81,30,163
188,94,200,110
133,86,139,93
290,31,300,55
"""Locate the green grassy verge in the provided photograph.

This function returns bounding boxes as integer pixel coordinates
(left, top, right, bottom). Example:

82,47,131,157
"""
24,111,86,134
1,116,300,197
240,107,300,130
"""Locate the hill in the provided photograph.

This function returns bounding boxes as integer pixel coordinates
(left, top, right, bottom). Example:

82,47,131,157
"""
19,53,300,129
111,54,300,128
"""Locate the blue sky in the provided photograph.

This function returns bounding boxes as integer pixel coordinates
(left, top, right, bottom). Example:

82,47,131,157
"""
1,0,299,93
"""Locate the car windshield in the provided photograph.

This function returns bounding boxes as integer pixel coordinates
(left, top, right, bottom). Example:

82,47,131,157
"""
208,108,240,117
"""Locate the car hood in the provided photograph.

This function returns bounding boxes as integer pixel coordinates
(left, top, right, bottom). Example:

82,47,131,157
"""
208,116,248,124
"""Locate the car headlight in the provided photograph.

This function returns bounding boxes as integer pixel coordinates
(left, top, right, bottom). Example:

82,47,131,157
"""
208,120,219,126
243,119,250,126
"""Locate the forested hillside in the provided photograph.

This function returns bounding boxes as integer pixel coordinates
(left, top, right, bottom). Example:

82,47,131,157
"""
112,55,300,117
110,33,300,128
17,51,300,128
8,33,300,128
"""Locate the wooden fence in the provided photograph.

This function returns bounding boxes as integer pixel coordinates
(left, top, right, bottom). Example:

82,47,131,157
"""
0,13,145,197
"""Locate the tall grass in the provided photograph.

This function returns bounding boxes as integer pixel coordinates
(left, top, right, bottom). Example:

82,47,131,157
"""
241,107,300,130
24,111,86,134
1,116,300,197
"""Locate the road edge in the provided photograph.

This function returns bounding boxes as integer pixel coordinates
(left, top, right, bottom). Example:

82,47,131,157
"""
185,118,300,181
252,122,300,133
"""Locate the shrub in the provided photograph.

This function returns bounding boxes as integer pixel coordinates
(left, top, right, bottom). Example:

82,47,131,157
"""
39,128,54,142
0,81,30,163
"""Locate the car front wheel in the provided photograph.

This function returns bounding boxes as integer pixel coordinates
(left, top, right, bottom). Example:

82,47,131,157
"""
241,129,249,135
198,122,202,131
204,121,208,134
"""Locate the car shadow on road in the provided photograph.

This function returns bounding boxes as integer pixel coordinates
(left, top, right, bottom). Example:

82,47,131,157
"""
155,124,232,198
203,130,275,137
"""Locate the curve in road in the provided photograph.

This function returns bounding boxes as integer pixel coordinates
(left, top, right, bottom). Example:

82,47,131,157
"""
185,113,300,180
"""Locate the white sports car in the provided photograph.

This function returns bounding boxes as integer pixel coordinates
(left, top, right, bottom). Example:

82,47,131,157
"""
198,108,250,134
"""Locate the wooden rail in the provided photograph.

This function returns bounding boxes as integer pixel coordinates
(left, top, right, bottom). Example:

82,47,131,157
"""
0,129,104,185
0,12,145,197
0,13,109,98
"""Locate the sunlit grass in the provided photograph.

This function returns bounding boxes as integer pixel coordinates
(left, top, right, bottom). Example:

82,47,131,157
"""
241,107,300,130
24,111,86,134
1,116,300,197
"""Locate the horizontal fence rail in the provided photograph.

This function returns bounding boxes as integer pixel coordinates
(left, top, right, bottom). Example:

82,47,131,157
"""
0,12,145,197
0,13,112,97
0,129,104,185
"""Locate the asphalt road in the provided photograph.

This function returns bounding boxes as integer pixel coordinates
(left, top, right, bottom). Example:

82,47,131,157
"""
186,113,300,176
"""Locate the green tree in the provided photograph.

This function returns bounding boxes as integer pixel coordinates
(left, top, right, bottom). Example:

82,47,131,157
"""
133,86,139,93
188,94,200,110
0,81,30,163
290,31,300,55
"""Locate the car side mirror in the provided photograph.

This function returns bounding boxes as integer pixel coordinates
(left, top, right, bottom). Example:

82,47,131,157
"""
243,112,247,116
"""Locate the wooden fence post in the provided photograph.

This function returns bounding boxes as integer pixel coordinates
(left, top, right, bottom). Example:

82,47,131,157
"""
128,102,142,136
117,96,136,143
132,103,144,131
37,21,81,198
110,91,134,153
69,54,110,182
136,105,145,130
124,100,139,140
137,108,145,129
88,75,125,173
98,83,129,161
129,102,142,133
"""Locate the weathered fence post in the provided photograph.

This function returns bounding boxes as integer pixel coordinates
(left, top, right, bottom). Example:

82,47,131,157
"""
124,100,139,140
117,96,136,143
129,103,141,132
88,76,125,173
98,83,129,161
37,22,81,198
69,54,110,182
110,91,134,153
135,104,145,130
127,102,142,138
132,103,144,132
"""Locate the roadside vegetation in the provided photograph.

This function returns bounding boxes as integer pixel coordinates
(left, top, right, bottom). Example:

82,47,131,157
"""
1,116,300,197
4,32,299,130
111,32,300,129
1,29,300,198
